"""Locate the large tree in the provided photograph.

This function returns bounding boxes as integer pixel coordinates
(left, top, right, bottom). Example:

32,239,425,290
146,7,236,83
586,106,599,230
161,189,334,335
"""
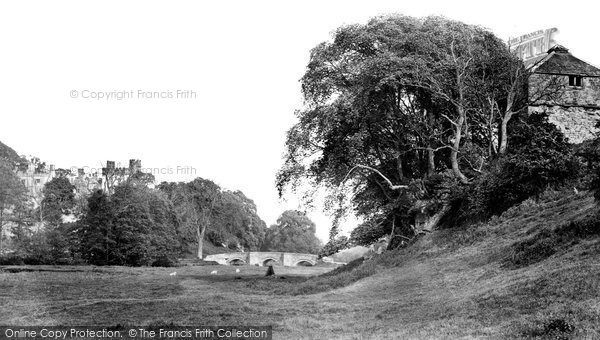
208,190,267,252
262,210,322,254
159,178,222,259
159,179,268,258
277,15,522,241
79,184,179,266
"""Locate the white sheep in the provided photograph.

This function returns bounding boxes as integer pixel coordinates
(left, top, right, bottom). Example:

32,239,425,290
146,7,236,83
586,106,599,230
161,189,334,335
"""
236,269,240,273
210,270,218,275
169,272,177,276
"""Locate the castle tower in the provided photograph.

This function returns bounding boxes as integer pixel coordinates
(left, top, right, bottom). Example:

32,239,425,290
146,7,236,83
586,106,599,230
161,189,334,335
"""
129,159,141,174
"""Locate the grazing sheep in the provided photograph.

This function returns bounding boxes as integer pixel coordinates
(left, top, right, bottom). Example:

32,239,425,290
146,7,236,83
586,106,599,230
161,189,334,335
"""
210,270,217,275
235,269,240,273
169,272,177,276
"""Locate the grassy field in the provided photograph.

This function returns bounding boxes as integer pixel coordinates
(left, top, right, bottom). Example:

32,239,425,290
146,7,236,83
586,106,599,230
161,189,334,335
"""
2,191,600,339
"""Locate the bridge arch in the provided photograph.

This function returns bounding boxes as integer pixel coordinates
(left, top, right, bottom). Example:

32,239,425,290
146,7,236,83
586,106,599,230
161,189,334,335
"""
262,258,278,266
228,258,246,265
295,260,316,266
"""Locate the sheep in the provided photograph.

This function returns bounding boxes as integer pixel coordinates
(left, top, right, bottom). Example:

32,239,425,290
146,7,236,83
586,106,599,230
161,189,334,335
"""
235,269,240,273
210,270,217,275
169,272,177,276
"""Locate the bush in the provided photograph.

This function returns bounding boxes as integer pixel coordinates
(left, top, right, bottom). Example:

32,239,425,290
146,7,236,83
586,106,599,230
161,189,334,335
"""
520,317,576,338
0,255,25,266
151,255,179,267
575,135,600,200
440,113,579,228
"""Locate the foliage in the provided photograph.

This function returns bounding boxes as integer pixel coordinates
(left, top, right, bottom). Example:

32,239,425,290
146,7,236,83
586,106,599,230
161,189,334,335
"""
206,190,267,251
158,178,221,259
0,140,25,166
0,160,28,253
277,14,523,244
262,210,322,254
576,134,600,201
318,236,349,258
79,184,179,266
151,255,179,267
158,179,267,257
441,113,579,227
42,177,76,226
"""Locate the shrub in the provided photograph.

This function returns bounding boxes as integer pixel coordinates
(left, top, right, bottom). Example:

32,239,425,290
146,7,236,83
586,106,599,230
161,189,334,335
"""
520,317,576,338
0,255,25,266
151,255,179,267
318,236,349,258
440,113,579,228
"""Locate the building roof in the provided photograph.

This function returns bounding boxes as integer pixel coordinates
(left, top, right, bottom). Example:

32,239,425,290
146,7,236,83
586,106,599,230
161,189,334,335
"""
531,45,600,77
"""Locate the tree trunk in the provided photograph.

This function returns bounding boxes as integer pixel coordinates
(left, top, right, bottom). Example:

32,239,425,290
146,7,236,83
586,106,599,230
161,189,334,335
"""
451,109,469,183
426,108,436,176
197,224,207,259
427,148,435,176
0,211,4,255
396,157,404,181
387,216,396,250
498,110,513,154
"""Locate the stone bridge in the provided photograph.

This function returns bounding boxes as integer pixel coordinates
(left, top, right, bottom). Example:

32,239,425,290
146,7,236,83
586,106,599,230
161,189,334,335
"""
204,252,318,267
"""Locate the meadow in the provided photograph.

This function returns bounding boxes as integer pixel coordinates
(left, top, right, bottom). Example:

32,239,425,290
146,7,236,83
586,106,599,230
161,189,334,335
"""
2,192,600,339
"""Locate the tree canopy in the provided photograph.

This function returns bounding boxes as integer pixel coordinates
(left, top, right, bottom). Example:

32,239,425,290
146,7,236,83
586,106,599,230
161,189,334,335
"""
262,210,322,254
158,178,267,258
277,15,558,244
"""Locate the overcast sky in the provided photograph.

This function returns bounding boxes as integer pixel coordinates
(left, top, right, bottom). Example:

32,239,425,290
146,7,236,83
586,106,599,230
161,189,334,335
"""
1,0,597,241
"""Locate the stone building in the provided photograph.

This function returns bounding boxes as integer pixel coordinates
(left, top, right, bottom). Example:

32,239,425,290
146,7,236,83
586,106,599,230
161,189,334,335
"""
16,161,56,205
509,28,600,143
17,159,145,203
527,45,600,143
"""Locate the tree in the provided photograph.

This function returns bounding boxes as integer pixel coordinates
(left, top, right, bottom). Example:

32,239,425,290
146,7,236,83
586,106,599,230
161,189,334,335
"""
79,184,179,266
42,177,76,226
278,15,521,243
318,236,349,258
440,113,579,227
0,161,27,254
79,190,115,265
159,178,221,259
263,210,322,254
160,181,269,258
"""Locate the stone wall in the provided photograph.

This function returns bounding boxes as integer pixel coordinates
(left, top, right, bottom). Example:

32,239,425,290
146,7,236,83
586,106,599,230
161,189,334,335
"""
530,74,600,107
529,105,600,143
248,252,284,266
282,253,318,266
204,253,249,265
529,74,600,143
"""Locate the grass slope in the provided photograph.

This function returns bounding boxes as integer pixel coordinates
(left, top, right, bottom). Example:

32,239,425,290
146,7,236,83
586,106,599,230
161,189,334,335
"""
1,191,599,339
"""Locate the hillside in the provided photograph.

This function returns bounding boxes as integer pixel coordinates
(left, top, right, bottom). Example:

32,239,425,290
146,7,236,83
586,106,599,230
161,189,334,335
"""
306,190,600,338
0,140,22,164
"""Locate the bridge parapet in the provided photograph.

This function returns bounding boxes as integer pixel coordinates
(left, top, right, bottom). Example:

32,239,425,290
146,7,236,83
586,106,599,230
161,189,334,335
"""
282,253,318,266
204,252,317,267
204,253,249,265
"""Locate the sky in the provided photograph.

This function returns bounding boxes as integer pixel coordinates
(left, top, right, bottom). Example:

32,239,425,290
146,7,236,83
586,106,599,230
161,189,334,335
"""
1,0,598,242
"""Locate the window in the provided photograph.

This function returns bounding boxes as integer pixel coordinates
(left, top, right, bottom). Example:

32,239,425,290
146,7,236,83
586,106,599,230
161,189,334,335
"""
569,75,583,87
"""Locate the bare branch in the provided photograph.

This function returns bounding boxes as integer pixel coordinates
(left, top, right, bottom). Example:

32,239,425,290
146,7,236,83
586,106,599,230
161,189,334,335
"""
342,165,409,190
